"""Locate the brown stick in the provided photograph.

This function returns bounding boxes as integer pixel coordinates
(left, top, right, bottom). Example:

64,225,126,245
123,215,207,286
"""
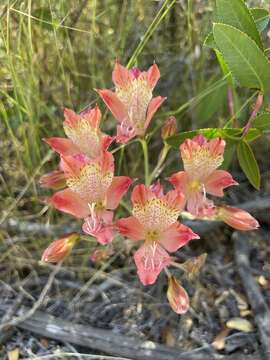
0,306,260,360
233,232,270,359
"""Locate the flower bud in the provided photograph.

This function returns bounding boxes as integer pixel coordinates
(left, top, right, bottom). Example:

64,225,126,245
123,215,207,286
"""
167,276,189,314
217,206,259,231
181,253,207,279
41,233,79,263
39,170,66,190
161,116,177,139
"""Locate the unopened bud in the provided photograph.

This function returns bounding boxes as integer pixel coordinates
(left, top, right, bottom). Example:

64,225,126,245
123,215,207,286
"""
217,206,259,231
167,276,189,314
41,233,79,263
161,116,177,139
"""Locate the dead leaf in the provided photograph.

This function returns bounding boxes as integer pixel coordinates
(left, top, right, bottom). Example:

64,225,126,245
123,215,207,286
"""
212,328,231,350
8,348,19,360
226,318,254,332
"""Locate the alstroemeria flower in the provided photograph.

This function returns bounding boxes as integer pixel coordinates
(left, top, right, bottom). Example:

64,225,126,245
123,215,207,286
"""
44,106,113,158
97,62,165,143
215,205,259,231
49,151,133,244
116,184,199,285
169,135,238,217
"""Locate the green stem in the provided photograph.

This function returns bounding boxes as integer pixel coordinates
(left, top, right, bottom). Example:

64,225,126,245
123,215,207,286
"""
140,138,150,186
149,143,170,184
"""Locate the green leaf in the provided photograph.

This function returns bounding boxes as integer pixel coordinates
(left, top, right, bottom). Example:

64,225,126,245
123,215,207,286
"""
213,23,270,91
195,80,227,124
221,141,236,169
166,128,260,148
203,32,215,48
237,141,260,189
250,8,270,32
216,0,263,49
253,113,270,130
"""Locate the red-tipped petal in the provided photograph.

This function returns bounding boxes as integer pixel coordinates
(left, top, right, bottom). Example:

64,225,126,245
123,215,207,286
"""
48,189,89,218
106,176,133,209
43,137,80,156
116,216,145,240
144,96,166,130
205,170,238,197
112,62,132,88
97,89,128,123
131,184,155,207
79,105,102,128
146,63,160,89
160,223,199,252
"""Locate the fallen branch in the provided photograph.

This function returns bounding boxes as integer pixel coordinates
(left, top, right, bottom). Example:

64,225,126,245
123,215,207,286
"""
0,305,261,360
233,231,270,359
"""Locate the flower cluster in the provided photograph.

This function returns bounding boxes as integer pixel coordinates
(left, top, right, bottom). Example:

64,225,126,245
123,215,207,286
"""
40,62,259,314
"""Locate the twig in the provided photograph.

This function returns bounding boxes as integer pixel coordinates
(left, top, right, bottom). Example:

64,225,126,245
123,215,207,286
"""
0,262,61,332
233,232,270,359
243,92,264,136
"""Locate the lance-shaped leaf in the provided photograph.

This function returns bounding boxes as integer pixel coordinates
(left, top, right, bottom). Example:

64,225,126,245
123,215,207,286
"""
213,23,270,91
237,140,260,190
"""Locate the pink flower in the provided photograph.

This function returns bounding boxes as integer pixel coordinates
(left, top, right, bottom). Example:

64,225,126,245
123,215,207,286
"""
44,106,113,158
41,233,80,263
169,135,238,217
167,276,190,314
97,62,165,143
116,184,199,285
216,206,259,231
49,151,133,244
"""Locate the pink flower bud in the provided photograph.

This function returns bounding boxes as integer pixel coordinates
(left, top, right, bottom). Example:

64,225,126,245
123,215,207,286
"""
167,276,189,314
39,170,66,190
161,116,177,139
217,206,259,231
41,233,80,263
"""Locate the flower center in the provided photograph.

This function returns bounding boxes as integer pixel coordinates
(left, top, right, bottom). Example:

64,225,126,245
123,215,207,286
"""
145,229,160,242
188,180,201,193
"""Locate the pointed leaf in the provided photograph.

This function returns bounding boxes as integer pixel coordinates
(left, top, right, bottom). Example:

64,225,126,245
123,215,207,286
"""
253,113,270,131
216,0,263,49
213,23,270,91
237,140,260,189
250,8,270,32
